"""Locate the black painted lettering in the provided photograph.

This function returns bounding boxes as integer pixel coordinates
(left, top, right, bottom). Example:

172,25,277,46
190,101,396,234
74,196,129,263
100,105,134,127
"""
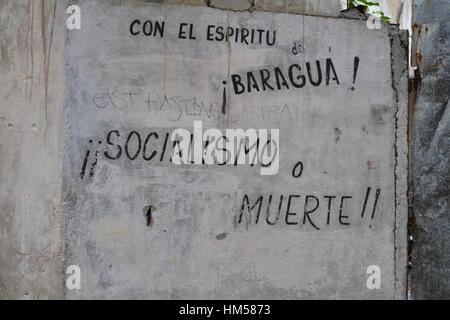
339,196,352,226
306,61,322,86
215,26,225,41
260,69,274,91
289,64,306,88
130,20,141,36
241,28,249,45
303,195,320,230
104,130,122,160
286,195,300,225
292,161,304,178
239,195,263,224
247,72,260,93
274,67,290,90
266,31,276,46
125,131,142,160
154,21,165,38
326,58,340,85
207,25,215,41
231,74,245,95
143,132,159,161
178,23,188,39
143,20,153,36
266,195,284,225
324,196,337,225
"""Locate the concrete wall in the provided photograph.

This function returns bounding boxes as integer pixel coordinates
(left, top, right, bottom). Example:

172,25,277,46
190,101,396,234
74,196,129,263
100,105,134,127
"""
0,0,67,299
377,0,412,29
0,0,409,299
411,0,450,299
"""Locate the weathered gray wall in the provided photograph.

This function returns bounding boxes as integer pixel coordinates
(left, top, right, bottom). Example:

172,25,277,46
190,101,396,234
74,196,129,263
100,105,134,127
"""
411,0,450,299
63,1,407,299
0,0,67,299
378,0,411,29
0,0,409,300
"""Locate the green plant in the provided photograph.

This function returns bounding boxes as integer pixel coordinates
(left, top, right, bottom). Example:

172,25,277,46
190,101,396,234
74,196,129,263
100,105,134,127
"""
348,0,392,23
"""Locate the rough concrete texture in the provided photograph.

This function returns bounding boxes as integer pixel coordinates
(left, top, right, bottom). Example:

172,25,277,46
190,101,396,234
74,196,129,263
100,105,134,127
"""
148,0,342,17
390,23,409,301
61,1,408,299
411,0,450,299
0,0,67,299
209,0,253,11
253,0,341,16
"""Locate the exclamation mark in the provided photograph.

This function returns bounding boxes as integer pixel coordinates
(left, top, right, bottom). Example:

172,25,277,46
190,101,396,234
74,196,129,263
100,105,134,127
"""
371,189,381,220
89,150,99,178
351,56,360,91
361,187,381,221
361,187,371,218
80,140,93,179
222,81,227,114
89,141,102,178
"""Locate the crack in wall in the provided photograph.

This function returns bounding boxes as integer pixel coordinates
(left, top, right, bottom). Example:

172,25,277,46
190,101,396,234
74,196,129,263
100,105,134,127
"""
40,0,58,144
389,25,410,299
